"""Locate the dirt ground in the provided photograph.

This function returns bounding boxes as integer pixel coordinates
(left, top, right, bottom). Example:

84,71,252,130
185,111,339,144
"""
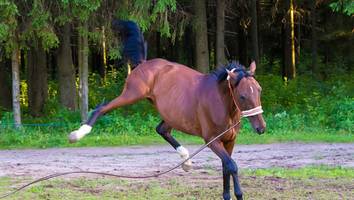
0,143,353,178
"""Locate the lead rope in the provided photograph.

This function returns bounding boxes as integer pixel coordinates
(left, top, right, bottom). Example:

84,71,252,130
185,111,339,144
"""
228,80,241,113
0,121,241,199
0,80,258,199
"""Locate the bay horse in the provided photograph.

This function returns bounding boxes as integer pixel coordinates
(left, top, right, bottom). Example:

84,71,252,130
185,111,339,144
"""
69,20,266,200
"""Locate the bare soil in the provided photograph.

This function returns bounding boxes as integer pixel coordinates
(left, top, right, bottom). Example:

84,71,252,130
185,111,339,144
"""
0,143,353,178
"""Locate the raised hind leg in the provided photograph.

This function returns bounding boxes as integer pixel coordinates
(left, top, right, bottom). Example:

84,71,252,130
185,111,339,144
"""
69,74,149,143
156,121,192,172
209,140,243,200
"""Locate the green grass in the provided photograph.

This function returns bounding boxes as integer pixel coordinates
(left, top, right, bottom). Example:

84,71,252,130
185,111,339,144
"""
242,165,354,179
1,166,353,200
0,114,353,149
0,125,353,149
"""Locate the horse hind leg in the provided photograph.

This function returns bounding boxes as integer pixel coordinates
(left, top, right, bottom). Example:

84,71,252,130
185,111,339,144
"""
156,121,192,172
69,76,149,143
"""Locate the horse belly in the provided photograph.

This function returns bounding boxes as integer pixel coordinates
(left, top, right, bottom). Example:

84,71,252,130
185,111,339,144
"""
144,63,203,135
160,110,200,136
153,86,201,135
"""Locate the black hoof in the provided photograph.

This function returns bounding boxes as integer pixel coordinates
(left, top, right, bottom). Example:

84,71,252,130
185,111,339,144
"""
236,194,243,200
223,193,231,200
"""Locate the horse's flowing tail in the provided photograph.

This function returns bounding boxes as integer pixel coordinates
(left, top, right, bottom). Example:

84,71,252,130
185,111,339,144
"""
111,19,147,68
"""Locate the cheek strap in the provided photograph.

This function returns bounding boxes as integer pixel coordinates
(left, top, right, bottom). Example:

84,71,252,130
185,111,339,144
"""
241,106,263,117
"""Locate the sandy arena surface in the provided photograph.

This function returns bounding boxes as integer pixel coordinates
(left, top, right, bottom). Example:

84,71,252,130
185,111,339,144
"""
0,143,353,179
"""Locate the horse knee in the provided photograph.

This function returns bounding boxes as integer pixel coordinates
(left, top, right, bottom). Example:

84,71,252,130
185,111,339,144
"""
223,160,238,175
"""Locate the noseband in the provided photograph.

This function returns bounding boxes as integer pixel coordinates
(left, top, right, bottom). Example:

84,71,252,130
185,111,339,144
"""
227,79,263,118
240,106,263,117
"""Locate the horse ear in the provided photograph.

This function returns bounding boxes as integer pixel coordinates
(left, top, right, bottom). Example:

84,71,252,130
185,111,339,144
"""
249,61,256,75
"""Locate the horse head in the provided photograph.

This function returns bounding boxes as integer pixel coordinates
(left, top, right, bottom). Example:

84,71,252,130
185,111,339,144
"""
226,61,266,134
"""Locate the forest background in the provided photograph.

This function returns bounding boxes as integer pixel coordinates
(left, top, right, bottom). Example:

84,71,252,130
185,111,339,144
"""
0,0,353,148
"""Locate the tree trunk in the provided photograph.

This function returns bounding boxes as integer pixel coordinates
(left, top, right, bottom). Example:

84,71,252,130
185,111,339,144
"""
78,22,89,122
282,25,288,78
0,59,12,110
297,20,301,60
11,47,21,127
27,42,48,117
156,31,161,58
101,25,107,78
57,23,77,110
311,1,317,73
184,26,194,67
282,0,296,80
194,0,209,72
251,0,259,64
216,0,226,66
238,27,248,65
290,0,296,78
238,3,248,65
257,0,263,59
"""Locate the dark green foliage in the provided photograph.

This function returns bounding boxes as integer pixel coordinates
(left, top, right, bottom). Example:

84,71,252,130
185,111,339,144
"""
256,73,353,133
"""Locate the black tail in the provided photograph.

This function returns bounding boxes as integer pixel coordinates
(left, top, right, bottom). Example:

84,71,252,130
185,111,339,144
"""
111,19,147,68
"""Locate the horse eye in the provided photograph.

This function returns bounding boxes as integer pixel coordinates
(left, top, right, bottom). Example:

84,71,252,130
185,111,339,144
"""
240,95,246,100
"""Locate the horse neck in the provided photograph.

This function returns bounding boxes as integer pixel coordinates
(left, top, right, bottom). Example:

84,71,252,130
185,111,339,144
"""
216,80,241,120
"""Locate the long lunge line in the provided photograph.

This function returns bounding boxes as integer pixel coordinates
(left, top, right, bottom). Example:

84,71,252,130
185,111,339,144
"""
0,121,241,199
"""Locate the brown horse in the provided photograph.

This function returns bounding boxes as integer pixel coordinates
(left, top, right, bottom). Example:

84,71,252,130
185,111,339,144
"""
68,20,266,200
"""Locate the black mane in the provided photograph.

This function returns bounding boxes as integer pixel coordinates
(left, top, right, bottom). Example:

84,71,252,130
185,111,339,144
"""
111,19,147,68
211,61,249,83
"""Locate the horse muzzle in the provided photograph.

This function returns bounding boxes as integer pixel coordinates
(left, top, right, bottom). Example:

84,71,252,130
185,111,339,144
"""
256,126,266,134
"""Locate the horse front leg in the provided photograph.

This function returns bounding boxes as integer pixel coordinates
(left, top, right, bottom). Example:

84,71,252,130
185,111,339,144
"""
156,121,192,171
223,140,243,200
222,168,231,200
68,76,149,143
209,140,243,200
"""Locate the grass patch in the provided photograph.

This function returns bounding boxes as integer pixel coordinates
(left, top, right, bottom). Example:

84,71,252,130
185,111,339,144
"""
0,166,353,199
0,124,353,149
0,126,353,149
242,165,354,179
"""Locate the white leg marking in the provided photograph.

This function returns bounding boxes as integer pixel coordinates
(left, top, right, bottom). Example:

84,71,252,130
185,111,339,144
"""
68,124,92,143
177,146,192,172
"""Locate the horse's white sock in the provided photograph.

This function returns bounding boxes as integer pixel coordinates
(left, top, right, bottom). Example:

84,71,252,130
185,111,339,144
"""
69,124,92,143
177,146,189,158
177,146,192,171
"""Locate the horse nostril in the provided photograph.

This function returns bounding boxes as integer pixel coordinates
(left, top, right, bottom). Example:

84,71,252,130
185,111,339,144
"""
256,127,265,134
